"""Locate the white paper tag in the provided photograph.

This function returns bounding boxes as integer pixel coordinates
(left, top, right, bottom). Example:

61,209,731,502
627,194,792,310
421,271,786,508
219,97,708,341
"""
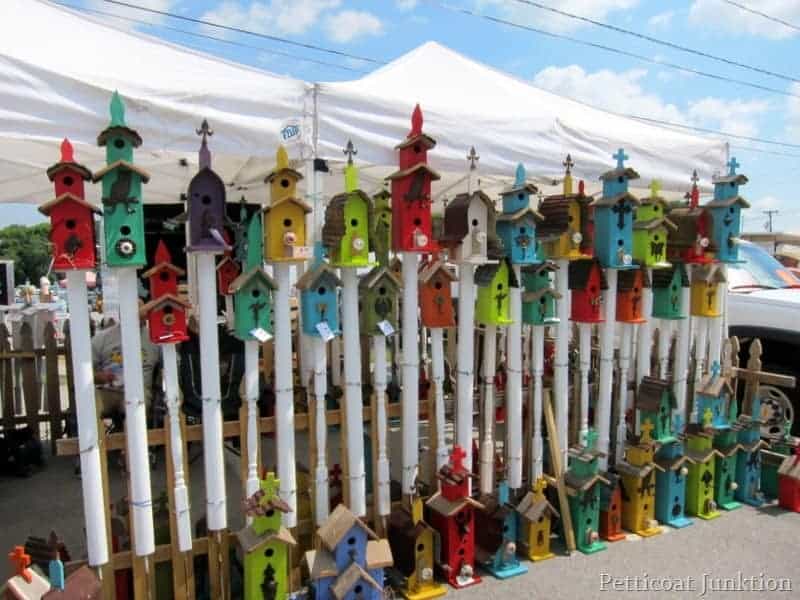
291,246,313,259
250,328,272,342
377,320,395,337
316,321,335,342
279,118,303,145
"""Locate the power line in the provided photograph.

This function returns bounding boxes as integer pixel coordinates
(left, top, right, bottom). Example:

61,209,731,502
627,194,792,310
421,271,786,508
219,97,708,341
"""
99,0,386,65
721,1,800,33
764,209,779,232
731,145,800,159
56,2,368,74
506,0,800,84
431,2,800,99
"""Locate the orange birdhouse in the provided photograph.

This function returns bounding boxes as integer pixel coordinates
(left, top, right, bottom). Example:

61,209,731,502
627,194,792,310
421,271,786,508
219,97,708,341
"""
419,258,456,328
616,266,650,323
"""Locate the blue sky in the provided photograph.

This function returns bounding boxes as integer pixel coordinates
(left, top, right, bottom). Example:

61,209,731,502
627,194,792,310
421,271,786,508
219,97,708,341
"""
6,0,800,231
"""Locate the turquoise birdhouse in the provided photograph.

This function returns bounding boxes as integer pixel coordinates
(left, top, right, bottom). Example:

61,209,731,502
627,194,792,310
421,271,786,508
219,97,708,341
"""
566,430,609,555
651,263,689,320
501,163,538,214
94,91,149,268
521,262,560,325
296,263,342,338
592,149,641,269
475,482,528,579
694,365,734,430
707,157,750,263
497,165,543,265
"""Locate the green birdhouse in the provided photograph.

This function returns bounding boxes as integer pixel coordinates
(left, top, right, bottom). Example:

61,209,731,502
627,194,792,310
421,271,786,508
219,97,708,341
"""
237,472,297,600
95,91,149,268
475,257,518,326
372,188,392,268
651,262,689,320
521,261,560,325
358,266,402,336
565,429,609,555
633,180,677,268
636,376,677,444
685,424,723,520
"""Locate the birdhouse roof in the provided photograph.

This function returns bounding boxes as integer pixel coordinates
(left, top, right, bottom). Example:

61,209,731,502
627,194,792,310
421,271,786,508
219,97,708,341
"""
534,194,590,239
418,259,456,284
516,491,559,522
651,263,689,289
633,216,677,232
475,257,519,288
591,190,641,207
141,294,190,315
366,539,394,569
615,461,661,479
295,263,342,290
697,373,733,397
235,523,297,553
228,266,277,294
330,562,383,600
359,265,402,292
304,549,339,579
502,180,539,197
564,472,610,493
38,192,101,216
395,131,437,151
522,287,562,302
91,160,151,183
496,206,544,223
704,195,751,209
655,454,695,471
46,161,92,182
215,256,238,271
716,442,742,457
317,504,379,551
263,196,312,214
97,124,143,148
568,260,607,291
322,190,374,249
142,261,185,279
685,423,714,438
778,454,800,480
42,565,102,600
712,173,748,186
386,162,441,182
264,165,303,184
694,264,726,285
618,268,651,292
637,376,673,412
685,447,723,463
569,445,607,462
599,166,640,181
522,260,559,276
440,190,495,243
425,491,484,516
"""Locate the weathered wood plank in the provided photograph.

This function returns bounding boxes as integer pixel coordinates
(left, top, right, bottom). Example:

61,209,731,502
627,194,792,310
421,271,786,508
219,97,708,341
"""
44,321,62,450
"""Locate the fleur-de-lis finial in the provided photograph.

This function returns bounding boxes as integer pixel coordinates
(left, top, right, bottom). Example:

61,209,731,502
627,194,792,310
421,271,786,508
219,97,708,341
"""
467,146,480,171
197,119,213,169
196,119,213,143
343,139,357,165
563,153,574,175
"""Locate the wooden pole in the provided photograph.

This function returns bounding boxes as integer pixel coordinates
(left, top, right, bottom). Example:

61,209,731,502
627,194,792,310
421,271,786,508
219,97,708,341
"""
543,390,576,553
400,252,420,499
596,268,618,469
506,264,524,490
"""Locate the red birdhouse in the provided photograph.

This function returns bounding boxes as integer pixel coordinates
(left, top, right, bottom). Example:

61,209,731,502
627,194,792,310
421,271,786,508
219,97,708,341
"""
616,267,650,324
216,256,240,295
142,240,184,300
387,105,440,253
599,476,626,542
143,294,190,344
778,445,800,513
418,258,456,328
39,139,99,270
569,259,607,323
667,171,714,265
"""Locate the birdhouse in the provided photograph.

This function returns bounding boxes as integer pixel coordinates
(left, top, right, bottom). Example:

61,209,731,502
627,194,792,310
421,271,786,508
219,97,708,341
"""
537,155,593,260
359,266,402,336
636,377,676,443
521,262,559,325
94,92,149,268
387,105,440,253
187,121,228,253
684,424,723,520
216,256,240,295
237,473,298,600
142,240,184,300
617,421,664,538
707,157,750,263
303,504,394,600
713,434,742,512
565,430,609,555
440,191,497,264
475,482,528,579
497,164,543,265
695,368,734,430
387,499,447,600
690,264,725,317
592,149,641,269
777,446,800,512
516,477,559,562
143,294,190,345
295,264,342,337
40,139,100,271
616,267,650,324
265,145,302,206
475,257,518,326
667,171,714,264
734,399,769,507
426,446,484,588
598,474,626,542
5,545,52,599
322,188,373,268
371,188,393,267
651,263,689,320
569,259,607,323
418,259,456,328
654,437,695,529
632,180,676,268
229,268,277,341
263,198,312,262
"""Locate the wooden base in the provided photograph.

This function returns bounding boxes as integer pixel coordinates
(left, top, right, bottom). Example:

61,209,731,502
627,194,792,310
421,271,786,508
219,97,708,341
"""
400,583,448,600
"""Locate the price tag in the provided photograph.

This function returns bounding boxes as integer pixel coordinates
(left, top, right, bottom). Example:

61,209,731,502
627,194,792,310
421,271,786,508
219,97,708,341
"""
250,328,272,342
316,321,335,342
279,118,303,145
377,320,395,337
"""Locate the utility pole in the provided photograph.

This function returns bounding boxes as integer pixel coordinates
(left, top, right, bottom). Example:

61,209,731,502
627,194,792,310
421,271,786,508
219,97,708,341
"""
764,209,779,232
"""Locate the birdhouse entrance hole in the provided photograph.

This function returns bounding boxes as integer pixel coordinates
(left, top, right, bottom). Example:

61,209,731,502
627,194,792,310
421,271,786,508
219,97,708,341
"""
414,218,422,226
63,176,74,186
434,281,442,290
252,289,261,298
355,585,363,594
66,219,76,230
281,178,290,188
120,225,131,235
163,305,173,315
201,194,211,205
347,536,356,545
351,218,359,227
417,543,425,552
265,548,274,557
318,287,326,295
114,139,125,149
159,271,169,282
378,287,387,296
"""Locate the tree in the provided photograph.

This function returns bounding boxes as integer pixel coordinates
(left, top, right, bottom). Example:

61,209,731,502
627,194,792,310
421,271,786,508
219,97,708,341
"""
0,223,51,284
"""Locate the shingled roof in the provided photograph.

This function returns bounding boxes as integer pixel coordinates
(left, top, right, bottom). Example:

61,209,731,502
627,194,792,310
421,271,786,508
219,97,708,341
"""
637,376,673,413
321,189,374,250
618,267,650,292
568,259,607,291
536,193,591,239
474,257,519,288
651,263,689,289
440,190,495,244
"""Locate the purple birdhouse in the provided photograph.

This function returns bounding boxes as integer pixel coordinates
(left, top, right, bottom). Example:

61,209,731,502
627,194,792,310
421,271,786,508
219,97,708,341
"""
188,120,229,253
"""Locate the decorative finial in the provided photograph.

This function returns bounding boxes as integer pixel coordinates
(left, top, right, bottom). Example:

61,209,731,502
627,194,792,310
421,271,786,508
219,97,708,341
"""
585,428,598,450
613,148,628,170
467,146,480,171
410,103,423,136
640,419,655,444
275,145,289,171
260,472,281,500
109,91,125,127
563,153,574,175
710,360,721,380
344,140,359,193
154,239,172,264
702,407,714,428
727,156,740,176
514,163,526,187
60,138,74,163
196,119,213,169
649,179,661,199
245,212,263,271
689,170,700,209
451,444,467,472
343,139,357,165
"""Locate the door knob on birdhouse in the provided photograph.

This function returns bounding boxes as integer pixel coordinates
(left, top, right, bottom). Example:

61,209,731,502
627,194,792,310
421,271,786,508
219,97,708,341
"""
413,228,429,249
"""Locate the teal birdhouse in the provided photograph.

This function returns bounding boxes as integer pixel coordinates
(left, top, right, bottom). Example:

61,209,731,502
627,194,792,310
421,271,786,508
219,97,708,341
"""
633,180,676,268
713,403,743,511
476,257,518,326
521,262,560,325
637,377,677,444
359,266,402,336
502,163,538,214
296,263,342,337
497,165,543,265
707,157,750,263
94,91,149,268
695,366,733,430
651,263,689,320
372,188,392,267
592,149,640,269
237,472,297,600
565,430,609,555
475,482,528,579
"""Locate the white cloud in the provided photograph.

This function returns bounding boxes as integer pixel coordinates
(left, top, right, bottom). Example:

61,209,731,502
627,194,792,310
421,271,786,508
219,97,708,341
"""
324,10,384,43
648,10,674,28
201,0,340,36
396,0,419,10
689,0,800,39
686,97,770,138
481,0,639,34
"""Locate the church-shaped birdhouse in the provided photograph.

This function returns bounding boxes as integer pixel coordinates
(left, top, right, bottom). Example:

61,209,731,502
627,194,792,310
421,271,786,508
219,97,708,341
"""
496,164,543,265
387,105,440,253
637,377,677,444
654,429,695,529
265,144,302,205
569,259,607,323
592,149,641,269
475,482,528,579
690,264,726,318
713,422,743,511
599,474,626,542
187,120,228,253
616,266,650,324
632,180,676,268
264,147,312,262
296,263,341,337
419,259,456,328
521,262,560,325
695,367,734,430
40,139,100,271
143,294,190,345
651,263,689,320
475,256,518,326
734,398,769,507
237,472,298,600
143,240,184,300
617,421,664,538
94,91,149,267
707,157,749,263
537,155,593,260
565,430,609,554
516,477,559,562
684,424,723,520
667,170,714,264
440,190,497,264
359,266,402,336
372,188,393,267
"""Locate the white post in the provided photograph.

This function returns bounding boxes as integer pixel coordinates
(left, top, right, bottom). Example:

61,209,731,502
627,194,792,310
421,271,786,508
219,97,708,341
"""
196,254,227,533
616,323,632,465
372,335,391,518
578,322,591,446
673,286,692,420
658,320,673,380
274,263,298,525
506,265,523,490
312,337,330,525
531,326,545,481
330,336,342,387
400,253,420,496
244,341,260,500
480,325,497,495
708,315,723,372
554,259,570,465
224,295,234,330
636,268,653,384
340,268,366,515
456,265,476,477
162,343,193,551
691,317,709,423
430,327,448,472
596,268,618,468
65,270,108,566
117,267,155,555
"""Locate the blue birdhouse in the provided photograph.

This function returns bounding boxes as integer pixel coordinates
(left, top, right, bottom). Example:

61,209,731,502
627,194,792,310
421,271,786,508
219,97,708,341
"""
707,157,750,263
475,482,528,579
734,398,768,507
497,167,543,266
654,436,694,529
694,365,733,429
592,149,641,269
501,163,538,214
296,264,342,337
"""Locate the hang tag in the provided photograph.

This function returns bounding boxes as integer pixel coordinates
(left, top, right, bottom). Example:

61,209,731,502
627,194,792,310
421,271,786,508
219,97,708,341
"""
279,118,303,145
316,321,335,342
250,328,272,342
377,320,395,337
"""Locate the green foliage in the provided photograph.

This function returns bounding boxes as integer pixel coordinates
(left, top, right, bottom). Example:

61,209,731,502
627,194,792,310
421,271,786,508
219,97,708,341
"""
0,223,52,284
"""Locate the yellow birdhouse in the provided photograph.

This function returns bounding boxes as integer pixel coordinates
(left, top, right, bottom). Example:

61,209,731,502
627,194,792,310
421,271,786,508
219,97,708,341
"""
690,264,726,317
516,477,558,562
263,198,312,262
617,420,663,538
266,145,302,205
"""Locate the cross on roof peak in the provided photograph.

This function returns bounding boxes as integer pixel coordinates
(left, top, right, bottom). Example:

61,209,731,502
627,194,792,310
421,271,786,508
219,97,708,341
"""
585,428,598,450
613,148,628,169
532,477,548,496
8,546,32,583
710,360,721,380
343,139,357,165
467,146,480,171
563,153,574,174
640,418,655,444
649,179,661,198
260,471,280,501
702,407,714,428
451,444,467,472
727,156,740,176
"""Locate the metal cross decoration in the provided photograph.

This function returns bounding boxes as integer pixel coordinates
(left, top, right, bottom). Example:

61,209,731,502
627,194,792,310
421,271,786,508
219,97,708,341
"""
640,419,655,444
612,199,632,230
632,292,642,317
638,471,656,498
563,153,574,175
706,288,716,310
467,146,480,171
701,468,713,491
261,472,281,500
727,156,740,176
691,170,699,186
613,148,628,170
495,290,508,313
250,300,267,324
197,119,213,170
103,169,137,214
196,119,214,143
343,139,357,165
